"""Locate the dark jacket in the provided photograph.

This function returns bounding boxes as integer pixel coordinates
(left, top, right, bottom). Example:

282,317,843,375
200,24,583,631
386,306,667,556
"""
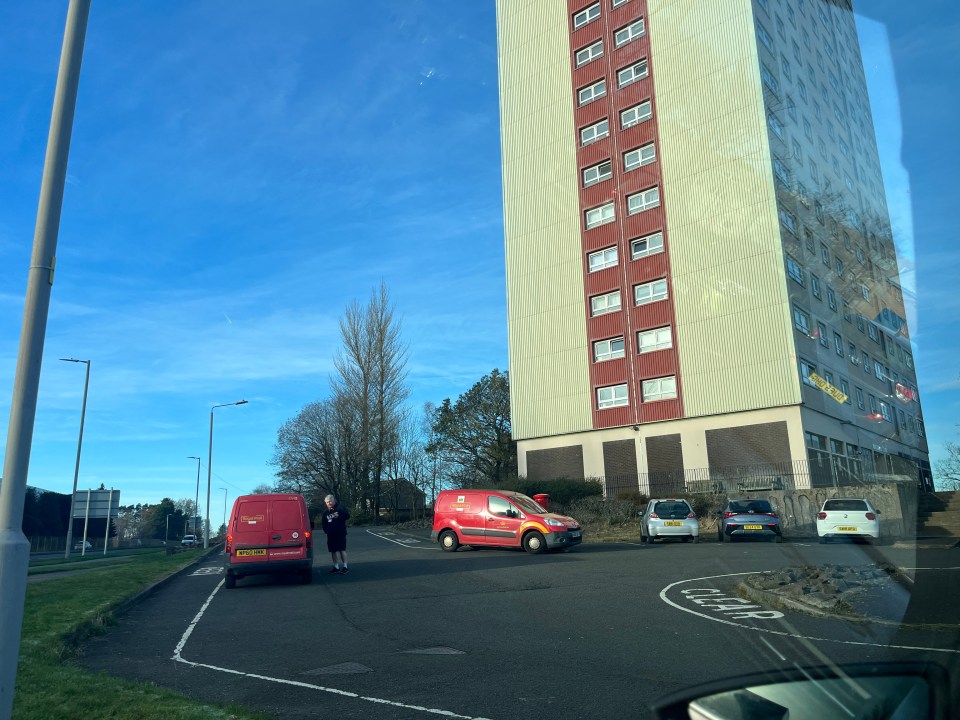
321,504,350,536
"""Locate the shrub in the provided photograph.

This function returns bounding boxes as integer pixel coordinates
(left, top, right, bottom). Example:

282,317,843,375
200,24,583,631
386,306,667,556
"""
507,477,603,508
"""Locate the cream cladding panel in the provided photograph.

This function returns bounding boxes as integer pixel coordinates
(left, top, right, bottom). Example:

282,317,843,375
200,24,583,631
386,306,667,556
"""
649,0,801,416
497,0,593,441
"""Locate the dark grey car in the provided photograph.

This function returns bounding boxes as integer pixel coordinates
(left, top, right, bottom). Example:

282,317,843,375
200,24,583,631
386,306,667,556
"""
717,499,782,543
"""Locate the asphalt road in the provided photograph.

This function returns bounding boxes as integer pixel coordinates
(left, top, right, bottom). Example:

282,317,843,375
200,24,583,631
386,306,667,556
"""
80,531,960,720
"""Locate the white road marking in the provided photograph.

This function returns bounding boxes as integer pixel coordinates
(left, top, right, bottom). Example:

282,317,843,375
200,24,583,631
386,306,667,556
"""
660,572,960,655
366,529,430,548
190,567,223,576
173,578,488,718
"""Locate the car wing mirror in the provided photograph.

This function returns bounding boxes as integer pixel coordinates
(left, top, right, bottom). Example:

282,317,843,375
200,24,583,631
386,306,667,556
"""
651,662,951,720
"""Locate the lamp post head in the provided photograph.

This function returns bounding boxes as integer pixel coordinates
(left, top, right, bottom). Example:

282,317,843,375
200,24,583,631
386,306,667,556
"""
235,400,248,406
59,357,89,364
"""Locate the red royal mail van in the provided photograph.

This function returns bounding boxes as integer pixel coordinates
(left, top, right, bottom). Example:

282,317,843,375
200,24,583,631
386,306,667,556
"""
431,489,582,554
224,493,313,588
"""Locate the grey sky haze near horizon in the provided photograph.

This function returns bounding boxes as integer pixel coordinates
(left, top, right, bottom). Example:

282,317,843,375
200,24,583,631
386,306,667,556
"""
1,1,958,515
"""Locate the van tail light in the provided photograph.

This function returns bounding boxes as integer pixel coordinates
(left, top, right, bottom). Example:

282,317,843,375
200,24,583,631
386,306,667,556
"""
686,512,696,519
226,534,233,553
305,530,312,548
817,512,827,520
865,512,876,520
649,513,659,519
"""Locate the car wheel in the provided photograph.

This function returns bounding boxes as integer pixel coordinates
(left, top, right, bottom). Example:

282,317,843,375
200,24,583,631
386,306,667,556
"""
692,535,699,544
681,536,690,543
640,532,647,544
439,530,459,552
819,536,827,544
718,530,726,543
225,574,236,589
523,531,546,554
774,534,783,543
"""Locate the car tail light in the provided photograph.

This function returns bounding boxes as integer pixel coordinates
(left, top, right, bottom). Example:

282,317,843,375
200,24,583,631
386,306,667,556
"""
817,512,827,520
767,512,778,518
724,511,737,519
649,513,659,519
687,512,696,519
865,512,876,520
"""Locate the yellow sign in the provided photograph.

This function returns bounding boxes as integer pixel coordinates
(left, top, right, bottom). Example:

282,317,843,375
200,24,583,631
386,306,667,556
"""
808,373,847,404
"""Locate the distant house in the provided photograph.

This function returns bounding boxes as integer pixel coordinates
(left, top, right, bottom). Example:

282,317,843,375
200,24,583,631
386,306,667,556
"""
379,478,426,520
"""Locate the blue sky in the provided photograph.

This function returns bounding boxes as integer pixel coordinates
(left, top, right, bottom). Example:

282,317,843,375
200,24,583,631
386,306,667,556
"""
1,2,958,516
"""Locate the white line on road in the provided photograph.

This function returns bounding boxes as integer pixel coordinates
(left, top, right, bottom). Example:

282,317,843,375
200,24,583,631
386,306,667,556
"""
660,572,960,655
366,529,431,549
173,578,488,719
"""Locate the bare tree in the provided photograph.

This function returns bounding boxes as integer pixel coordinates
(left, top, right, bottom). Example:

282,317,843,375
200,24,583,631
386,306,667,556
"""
331,281,409,518
935,443,960,491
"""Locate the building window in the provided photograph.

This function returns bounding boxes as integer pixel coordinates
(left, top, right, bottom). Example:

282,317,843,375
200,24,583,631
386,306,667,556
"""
638,326,672,354
834,332,844,357
793,305,810,335
917,419,925,437
861,284,871,301
779,206,797,235
842,299,852,322
612,0,629,7
634,278,668,306
811,274,822,299
575,40,604,67
590,289,621,316
579,79,607,106
840,378,851,403
867,323,879,343
874,360,884,381
588,246,618,272
593,337,625,362
786,257,804,285
799,358,817,386
856,314,865,333
862,351,871,375
835,258,845,278
621,100,652,129
585,202,615,229
615,18,645,47
827,288,837,311
879,401,891,422
580,118,610,146
597,384,629,409
817,321,829,348
773,157,790,186
820,243,830,266
583,160,612,187
627,186,660,215
642,376,677,402
761,64,779,94
617,58,648,87
631,231,664,259
573,3,601,29
767,112,784,139
869,394,878,413
624,143,656,171
756,22,774,51
855,387,864,409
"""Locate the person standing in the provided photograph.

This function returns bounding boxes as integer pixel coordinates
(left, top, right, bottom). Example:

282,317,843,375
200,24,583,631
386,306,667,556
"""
321,494,350,574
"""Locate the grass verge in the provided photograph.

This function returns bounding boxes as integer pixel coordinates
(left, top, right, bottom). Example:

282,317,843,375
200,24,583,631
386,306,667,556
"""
15,549,267,720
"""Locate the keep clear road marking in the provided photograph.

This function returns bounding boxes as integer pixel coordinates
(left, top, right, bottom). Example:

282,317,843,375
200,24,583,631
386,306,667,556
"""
661,572,960,655
366,529,430,548
190,567,223,576
173,581,491,719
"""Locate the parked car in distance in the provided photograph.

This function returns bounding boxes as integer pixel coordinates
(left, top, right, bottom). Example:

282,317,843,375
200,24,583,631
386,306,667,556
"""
718,498,782,543
73,539,92,551
181,534,197,547
223,493,314,588
432,489,582,554
816,498,881,544
640,499,699,544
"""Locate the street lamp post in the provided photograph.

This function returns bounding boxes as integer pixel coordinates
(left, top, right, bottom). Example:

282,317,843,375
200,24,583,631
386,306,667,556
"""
206,400,247,548
219,487,228,539
165,513,171,544
187,456,201,533
61,357,90,559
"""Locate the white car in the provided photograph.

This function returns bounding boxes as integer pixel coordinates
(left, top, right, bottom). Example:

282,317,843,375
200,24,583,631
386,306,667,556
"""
73,539,92,551
816,498,881,544
181,534,197,547
640,499,699,544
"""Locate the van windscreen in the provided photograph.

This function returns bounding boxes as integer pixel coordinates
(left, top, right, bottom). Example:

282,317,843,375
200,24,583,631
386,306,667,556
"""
512,495,545,514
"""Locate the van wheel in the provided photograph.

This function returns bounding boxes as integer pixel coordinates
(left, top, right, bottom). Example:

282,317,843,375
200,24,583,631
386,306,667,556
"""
225,574,236,589
523,531,546,554
439,530,459,552
301,569,313,584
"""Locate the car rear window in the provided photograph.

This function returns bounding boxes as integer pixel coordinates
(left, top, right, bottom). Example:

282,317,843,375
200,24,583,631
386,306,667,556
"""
654,501,691,517
729,500,773,514
823,499,869,512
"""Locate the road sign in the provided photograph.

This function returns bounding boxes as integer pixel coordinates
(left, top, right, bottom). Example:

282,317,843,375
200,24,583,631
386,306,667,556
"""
72,489,120,519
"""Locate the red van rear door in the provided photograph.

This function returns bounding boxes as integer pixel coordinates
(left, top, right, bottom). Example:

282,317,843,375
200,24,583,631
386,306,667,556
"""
267,497,307,562
232,498,270,565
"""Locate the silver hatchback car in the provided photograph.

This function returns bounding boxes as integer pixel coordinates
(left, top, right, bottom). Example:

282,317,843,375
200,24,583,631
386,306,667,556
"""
640,499,699,544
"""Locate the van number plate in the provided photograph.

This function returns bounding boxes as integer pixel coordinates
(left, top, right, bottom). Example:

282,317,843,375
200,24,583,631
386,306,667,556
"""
236,549,266,557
